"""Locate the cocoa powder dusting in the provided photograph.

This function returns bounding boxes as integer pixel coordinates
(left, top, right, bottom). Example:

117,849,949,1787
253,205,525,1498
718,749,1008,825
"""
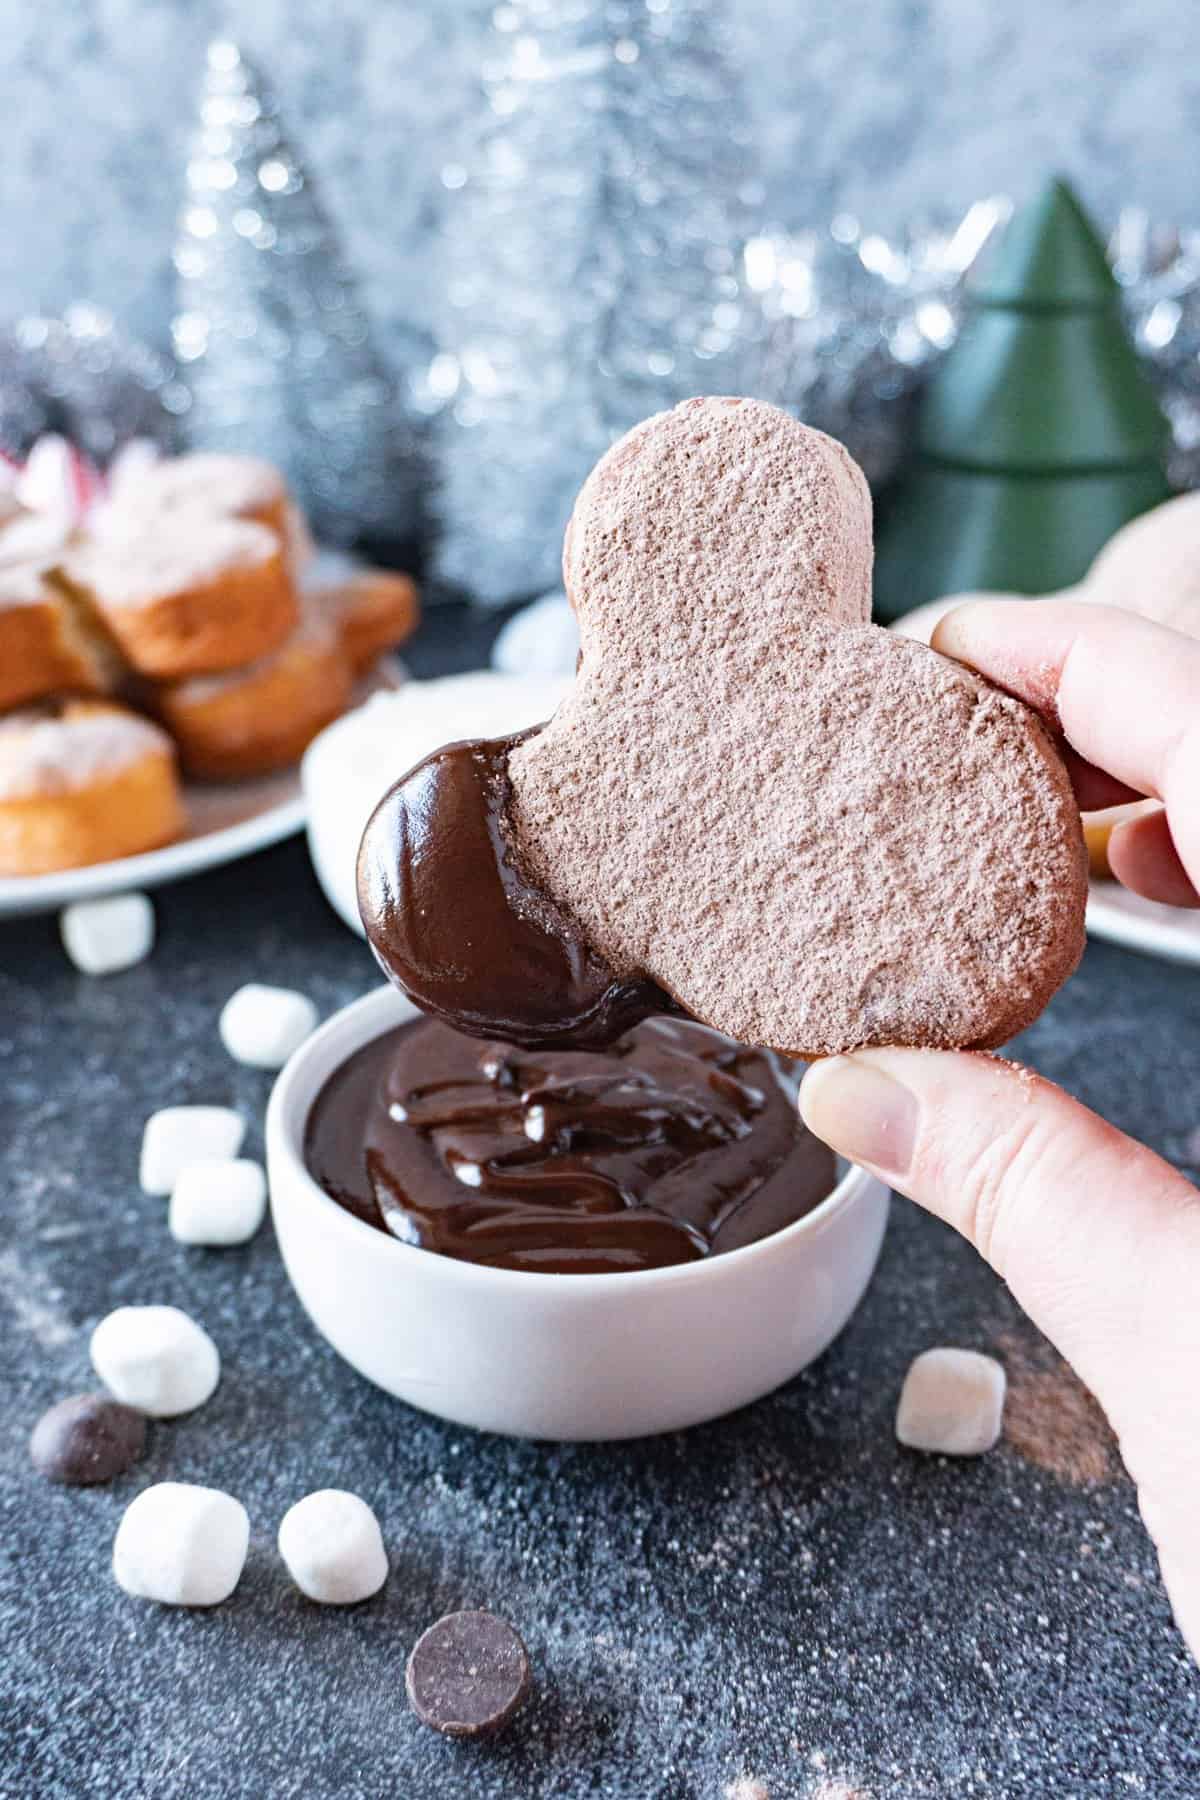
509,396,1087,1059
996,1330,1119,1485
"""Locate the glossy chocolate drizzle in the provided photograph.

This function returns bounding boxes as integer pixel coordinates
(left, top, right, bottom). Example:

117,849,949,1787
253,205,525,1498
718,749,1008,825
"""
356,733,672,1051
304,1016,835,1274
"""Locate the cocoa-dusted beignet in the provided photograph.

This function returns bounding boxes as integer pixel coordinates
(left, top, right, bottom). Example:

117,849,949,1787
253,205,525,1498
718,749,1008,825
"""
364,398,1087,1056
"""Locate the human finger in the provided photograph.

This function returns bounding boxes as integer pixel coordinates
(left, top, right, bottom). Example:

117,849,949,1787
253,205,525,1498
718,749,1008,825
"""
1107,807,1200,908
933,600,1200,887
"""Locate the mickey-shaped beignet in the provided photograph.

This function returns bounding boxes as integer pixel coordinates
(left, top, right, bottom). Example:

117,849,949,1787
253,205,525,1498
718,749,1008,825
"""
360,398,1087,1056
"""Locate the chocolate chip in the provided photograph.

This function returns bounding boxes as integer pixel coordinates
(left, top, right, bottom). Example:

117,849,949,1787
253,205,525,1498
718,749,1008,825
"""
29,1393,147,1485
405,1609,531,1738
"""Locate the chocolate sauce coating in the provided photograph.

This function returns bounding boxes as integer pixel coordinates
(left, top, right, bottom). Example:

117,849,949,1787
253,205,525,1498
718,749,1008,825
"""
304,1015,836,1274
356,734,670,1051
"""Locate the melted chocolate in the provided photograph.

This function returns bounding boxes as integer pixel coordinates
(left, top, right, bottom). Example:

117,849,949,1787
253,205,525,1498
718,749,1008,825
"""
357,734,670,1051
304,1016,836,1274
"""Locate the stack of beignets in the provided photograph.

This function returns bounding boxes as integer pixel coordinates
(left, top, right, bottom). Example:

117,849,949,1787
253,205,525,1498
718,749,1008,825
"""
0,453,418,875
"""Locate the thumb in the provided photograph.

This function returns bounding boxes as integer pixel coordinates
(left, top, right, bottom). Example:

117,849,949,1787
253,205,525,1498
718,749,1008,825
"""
800,1047,1200,1642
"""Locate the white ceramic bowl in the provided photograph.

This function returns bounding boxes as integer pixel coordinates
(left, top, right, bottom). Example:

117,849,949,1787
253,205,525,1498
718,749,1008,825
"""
267,986,889,1441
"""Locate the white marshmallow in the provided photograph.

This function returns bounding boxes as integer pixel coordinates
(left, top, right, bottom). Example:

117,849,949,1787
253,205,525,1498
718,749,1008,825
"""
90,1305,220,1417
140,1106,245,1196
896,1348,1006,1456
277,1489,388,1604
219,983,318,1070
113,1482,249,1606
169,1158,267,1247
60,892,155,975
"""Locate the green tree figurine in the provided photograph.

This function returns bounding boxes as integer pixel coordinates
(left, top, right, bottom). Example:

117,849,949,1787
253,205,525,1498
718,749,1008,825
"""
872,177,1172,621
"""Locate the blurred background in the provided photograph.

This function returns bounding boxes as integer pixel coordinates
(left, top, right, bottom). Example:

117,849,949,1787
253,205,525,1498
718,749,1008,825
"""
4,0,1195,344
2,0,1198,615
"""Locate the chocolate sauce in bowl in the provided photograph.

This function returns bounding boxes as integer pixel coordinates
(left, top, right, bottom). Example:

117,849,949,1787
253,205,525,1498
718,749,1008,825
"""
304,1015,835,1275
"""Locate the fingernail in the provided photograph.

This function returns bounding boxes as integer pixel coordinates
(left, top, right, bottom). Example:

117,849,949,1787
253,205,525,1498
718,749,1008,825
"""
799,1054,919,1178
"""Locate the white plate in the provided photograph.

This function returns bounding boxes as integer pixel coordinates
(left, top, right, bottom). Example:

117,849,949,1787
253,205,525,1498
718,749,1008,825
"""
0,658,405,919
1087,880,1200,966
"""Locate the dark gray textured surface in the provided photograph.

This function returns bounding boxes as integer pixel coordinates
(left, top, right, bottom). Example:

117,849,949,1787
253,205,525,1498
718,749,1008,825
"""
2,628,1200,1795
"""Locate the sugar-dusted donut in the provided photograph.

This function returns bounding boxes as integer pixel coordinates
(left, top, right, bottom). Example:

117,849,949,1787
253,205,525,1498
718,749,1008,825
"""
0,699,184,875
107,452,290,540
321,570,419,676
0,560,120,712
151,612,352,781
59,518,296,679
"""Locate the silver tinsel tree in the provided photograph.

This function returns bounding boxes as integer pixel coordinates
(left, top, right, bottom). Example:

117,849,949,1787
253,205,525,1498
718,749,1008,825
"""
0,307,186,463
432,0,759,605
736,201,1011,491
1113,209,1200,491
737,201,1200,495
173,41,421,548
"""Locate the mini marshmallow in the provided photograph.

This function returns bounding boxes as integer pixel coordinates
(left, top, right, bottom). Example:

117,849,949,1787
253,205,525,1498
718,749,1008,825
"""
277,1489,388,1604
140,1106,245,1195
90,1305,220,1417
219,983,319,1070
169,1158,267,1247
60,892,155,976
113,1482,249,1606
896,1347,1006,1456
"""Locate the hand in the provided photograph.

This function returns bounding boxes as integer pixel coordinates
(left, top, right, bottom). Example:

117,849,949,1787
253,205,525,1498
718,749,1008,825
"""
799,599,1200,1656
